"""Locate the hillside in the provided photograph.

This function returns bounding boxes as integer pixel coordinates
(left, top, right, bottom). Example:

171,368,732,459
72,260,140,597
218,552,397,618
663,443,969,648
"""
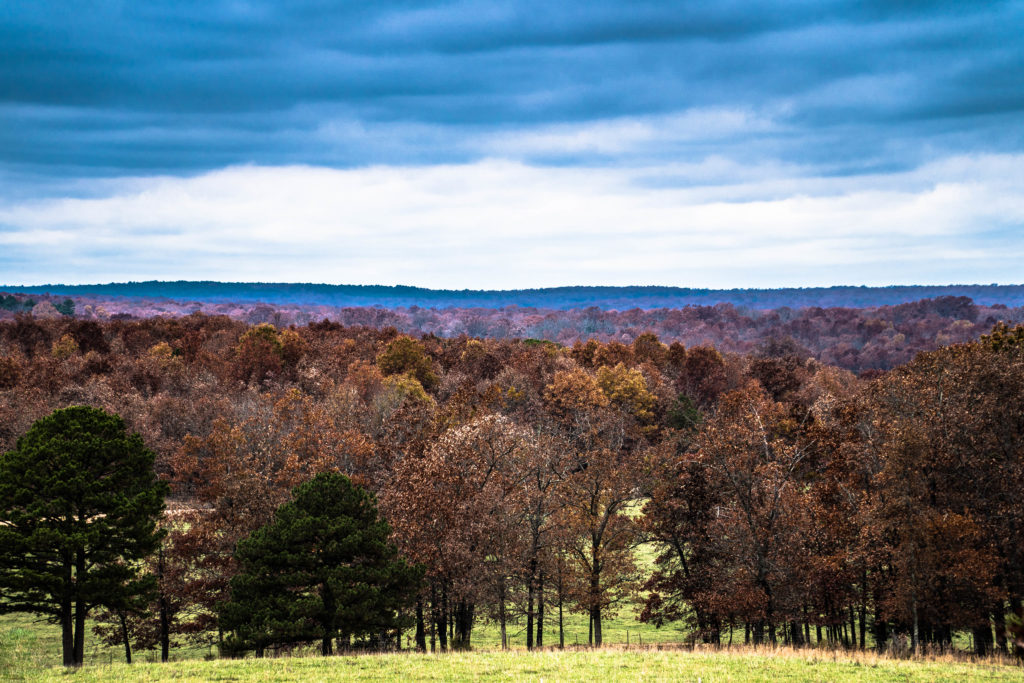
5,281,1024,310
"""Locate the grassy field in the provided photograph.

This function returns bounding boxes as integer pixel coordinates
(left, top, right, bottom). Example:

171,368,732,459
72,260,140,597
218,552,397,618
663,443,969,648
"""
3,643,1023,682
4,612,1023,682
0,605,688,670
0,539,1013,680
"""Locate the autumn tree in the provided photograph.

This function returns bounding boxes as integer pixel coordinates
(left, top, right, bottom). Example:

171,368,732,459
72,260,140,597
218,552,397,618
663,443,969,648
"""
641,433,725,644
690,382,815,645
866,330,1024,654
233,323,284,382
383,414,530,651
376,335,439,391
544,367,646,646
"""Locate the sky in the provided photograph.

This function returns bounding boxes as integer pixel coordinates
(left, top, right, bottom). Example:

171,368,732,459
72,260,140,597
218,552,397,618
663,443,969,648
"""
1,0,1023,289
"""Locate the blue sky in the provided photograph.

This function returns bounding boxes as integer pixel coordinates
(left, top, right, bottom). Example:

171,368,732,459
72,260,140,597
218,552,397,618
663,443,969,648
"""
2,1,1023,288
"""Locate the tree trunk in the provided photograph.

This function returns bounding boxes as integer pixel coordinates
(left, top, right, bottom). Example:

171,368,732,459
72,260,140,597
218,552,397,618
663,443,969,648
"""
73,603,86,665
453,601,473,649
592,603,602,647
159,593,170,662
526,578,535,649
849,603,857,649
499,583,507,650
859,571,868,651
437,585,448,652
752,621,764,646
321,581,337,655
119,612,132,664
429,586,437,653
974,623,993,656
790,621,803,647
558,590,564,649
61,596,74,667
537,572,544,648
993,602,1007,654
526,557,537,650
912,591,920,656
415,601,426,652
158,546,170,662
73,550,87,666
872,603,887,652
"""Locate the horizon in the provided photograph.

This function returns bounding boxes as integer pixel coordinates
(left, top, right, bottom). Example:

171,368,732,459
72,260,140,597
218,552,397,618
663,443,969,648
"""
4,280,1023,293
2,3,1023,287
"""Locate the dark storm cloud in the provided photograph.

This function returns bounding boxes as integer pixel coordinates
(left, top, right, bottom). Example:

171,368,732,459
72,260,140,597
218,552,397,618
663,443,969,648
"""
1,0,1022,182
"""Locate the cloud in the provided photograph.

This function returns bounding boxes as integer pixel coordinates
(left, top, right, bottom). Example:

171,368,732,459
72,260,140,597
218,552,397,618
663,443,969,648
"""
2,155,1022,289
2,2,1023,289
480,108,779,157
1,1,1022,181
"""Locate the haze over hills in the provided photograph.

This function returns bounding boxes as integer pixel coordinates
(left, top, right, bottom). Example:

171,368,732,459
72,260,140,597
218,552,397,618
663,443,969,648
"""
4,281,1024,311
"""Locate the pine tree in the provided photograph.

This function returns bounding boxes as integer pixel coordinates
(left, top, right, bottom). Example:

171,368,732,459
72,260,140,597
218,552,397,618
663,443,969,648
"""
0,406,168,667
218,472,422,656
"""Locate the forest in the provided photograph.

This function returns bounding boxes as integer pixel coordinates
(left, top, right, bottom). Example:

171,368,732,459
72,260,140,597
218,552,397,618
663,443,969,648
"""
0,310,1022,661
4,290,1023,374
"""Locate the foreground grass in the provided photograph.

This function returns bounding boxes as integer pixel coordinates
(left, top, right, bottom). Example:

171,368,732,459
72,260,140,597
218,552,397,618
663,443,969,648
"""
0,612,214,677
4,646,1022,682
5,611,1020,681
0,605,686,672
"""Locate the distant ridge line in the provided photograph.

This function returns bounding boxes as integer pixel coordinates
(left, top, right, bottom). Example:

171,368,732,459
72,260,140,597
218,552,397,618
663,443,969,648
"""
3,281,1024,310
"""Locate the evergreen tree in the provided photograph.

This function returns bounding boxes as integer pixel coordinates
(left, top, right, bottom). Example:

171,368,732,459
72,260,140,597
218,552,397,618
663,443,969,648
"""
54,298,75,317
219,471,422,656
0,406,168,666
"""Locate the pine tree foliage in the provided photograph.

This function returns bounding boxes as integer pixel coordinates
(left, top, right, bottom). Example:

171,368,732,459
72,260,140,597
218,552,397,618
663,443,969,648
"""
0,406,168,666
219,471,422,656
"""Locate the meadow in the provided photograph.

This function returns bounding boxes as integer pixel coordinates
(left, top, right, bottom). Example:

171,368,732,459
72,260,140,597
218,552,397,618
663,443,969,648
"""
4,610,1023,682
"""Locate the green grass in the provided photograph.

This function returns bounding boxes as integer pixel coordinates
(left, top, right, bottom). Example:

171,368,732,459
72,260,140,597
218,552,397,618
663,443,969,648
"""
4,613,1023,682
0,612,215,678
460,602,690,650
0,605,685,672
5,646,1024,682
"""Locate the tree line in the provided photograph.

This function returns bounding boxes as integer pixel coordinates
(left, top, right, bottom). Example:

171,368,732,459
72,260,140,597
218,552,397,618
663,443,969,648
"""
4,293,1022,373
1,313,1022,663
7,282,1024,310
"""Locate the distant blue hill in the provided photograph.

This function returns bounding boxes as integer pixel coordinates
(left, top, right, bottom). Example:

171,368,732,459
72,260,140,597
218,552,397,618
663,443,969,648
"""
3,281,1024,310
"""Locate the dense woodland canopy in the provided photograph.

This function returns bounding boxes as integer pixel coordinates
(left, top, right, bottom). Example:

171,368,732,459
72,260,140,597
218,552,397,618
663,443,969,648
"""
0,310,1022,658
4,291,1023,373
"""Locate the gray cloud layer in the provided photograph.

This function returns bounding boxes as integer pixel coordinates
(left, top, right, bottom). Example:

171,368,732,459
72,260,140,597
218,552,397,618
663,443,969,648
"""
3,1,1022,184
2,2,1023,288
